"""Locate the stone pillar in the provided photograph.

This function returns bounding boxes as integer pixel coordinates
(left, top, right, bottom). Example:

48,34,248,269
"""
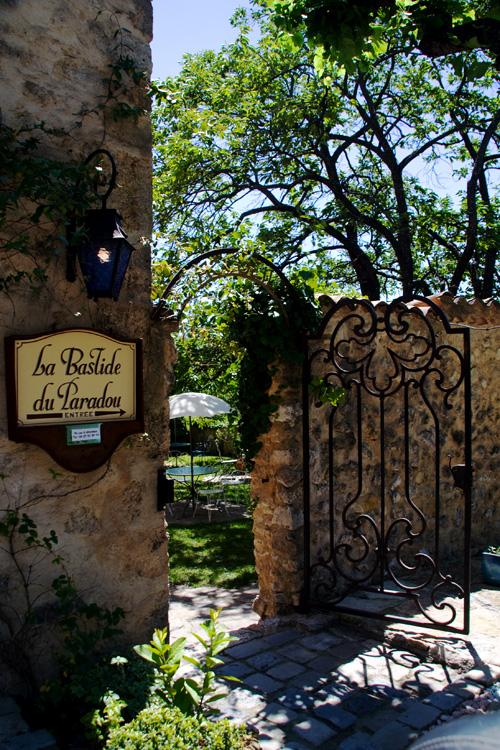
0,1,174,693
252,363,305,617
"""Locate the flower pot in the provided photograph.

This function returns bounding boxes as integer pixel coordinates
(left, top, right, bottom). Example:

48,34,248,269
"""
481,551,500,586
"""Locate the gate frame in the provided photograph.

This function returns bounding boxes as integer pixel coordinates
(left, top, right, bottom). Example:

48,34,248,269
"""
302,295,472,634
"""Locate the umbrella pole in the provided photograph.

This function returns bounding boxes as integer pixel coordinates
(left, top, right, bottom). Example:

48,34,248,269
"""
189,416,195,506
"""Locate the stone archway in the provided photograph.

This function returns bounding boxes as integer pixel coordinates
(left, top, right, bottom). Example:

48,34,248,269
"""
156,248,308,615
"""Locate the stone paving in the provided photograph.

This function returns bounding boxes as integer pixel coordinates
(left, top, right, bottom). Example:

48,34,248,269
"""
1,584,498,749
216,623,500,749
0,698,56,750
170,583,500,750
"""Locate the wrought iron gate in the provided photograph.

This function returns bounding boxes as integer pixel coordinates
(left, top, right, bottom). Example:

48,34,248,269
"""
303,298,472,633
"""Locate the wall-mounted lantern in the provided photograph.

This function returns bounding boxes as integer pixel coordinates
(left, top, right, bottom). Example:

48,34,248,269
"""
66,149,135,301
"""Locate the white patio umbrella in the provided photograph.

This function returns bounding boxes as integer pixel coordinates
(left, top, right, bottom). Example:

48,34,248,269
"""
168,392,231,500
169,392,231,420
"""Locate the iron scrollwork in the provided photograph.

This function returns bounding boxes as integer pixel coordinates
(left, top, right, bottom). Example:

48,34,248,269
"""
305,297,472,633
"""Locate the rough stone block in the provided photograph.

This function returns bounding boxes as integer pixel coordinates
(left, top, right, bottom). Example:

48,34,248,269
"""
314,703,357,729
218,661,254,679
338,731,377,749
246,651,282,671
426,690,465,712
260,702,299,726
465,667,500,686
0,714,29,742
277,688,314,710
277,644,317,664
342,691,384,716
292,717,337,746
398,701,441,729
368,685,407,702
315,681,357,705
0,700,18,718
226,638,270,659
371,720,416,750
2,730,57,750
244,672,284,695
254,720,286,745
448,679,484,699
256,740,282,750
217,687,267,720
267,661,306,681
309,654,343,674
297,632,343,651
288,669,326,692
261,629,300,648
360,708,403,733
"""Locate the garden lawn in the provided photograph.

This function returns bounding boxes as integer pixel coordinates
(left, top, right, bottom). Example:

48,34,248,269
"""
168,519,256,587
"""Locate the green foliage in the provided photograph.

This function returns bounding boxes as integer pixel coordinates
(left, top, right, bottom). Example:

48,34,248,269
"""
51,574,125,671
264,0,500,72
309,376,346,408
87,611,244,747
42,650,152,742
486,545,500,554
0,500,124,703
224,281,320,459
153,11,498,301
0,122,96,292
104,704,249,750
133,611,238,718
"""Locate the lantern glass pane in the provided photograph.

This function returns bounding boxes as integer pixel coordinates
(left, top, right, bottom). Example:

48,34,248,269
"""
78,239,130,300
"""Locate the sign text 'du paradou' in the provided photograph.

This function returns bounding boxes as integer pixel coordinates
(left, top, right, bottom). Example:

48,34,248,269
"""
15,330,137,426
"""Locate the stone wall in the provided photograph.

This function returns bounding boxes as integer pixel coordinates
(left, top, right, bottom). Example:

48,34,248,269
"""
0,0,174,693
252,363,304,618
252,294,500,618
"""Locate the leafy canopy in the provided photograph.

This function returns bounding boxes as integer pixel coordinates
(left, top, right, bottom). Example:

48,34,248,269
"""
262,0,500,73
153,8,499,300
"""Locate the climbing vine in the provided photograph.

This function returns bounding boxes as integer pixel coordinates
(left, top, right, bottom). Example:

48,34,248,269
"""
0,122,96,293
0,469,124,696
225,276,321,459
0,19,148,295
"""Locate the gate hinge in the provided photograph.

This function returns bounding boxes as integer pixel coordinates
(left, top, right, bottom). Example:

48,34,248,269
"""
450,463,473,492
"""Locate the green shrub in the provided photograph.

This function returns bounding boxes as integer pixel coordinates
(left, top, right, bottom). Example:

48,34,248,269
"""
132,610,238,717
105,705,249,750
87,610,242,745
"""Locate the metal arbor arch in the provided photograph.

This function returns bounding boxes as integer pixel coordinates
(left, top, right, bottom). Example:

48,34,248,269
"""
151,247,305,323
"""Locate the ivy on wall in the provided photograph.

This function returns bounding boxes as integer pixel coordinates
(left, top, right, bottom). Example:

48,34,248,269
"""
0,122,96,292
225,278,321,459
0,20,148,295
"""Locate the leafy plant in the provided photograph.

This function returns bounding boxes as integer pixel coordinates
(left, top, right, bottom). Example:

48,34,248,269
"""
485,545,500,554
104,704,249,750
87,610,243,746
309,376,346,408
224,280,320,459
0,122,96,293
153,9,499,300
0,500,124,702
264,0,500,72
133,610,238,717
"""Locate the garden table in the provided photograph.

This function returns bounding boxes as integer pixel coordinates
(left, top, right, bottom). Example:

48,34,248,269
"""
164,464,222,512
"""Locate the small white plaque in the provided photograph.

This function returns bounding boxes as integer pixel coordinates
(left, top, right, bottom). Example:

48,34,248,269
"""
66,423,102,445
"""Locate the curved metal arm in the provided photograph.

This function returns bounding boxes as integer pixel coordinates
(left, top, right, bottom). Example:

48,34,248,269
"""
84,149,117,209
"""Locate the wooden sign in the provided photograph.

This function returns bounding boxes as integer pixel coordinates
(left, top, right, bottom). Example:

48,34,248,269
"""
5,329,144,473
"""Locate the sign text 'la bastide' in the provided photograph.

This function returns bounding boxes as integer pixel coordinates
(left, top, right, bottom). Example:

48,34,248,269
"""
5,329,143,472
13,330,137,425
